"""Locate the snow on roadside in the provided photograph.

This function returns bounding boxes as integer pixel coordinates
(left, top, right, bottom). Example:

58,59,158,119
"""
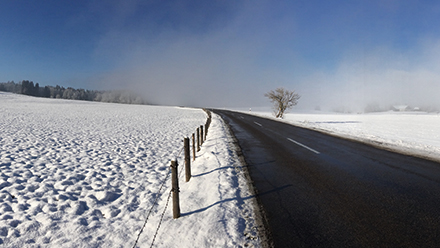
242,109,440,162
145,113,261,247
0,93,261,247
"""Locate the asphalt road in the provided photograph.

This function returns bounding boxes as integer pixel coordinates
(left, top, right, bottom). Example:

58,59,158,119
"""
213,109,440,248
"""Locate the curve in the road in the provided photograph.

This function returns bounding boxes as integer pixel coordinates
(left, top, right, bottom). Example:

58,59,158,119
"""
214,109,440,248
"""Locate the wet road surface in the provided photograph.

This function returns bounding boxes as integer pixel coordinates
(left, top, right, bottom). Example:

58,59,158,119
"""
213,109,440,248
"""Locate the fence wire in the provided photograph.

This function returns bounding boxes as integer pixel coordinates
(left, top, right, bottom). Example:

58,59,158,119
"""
150,190,173,248
132,168,171,248
132,140,186,247
133,111,212,247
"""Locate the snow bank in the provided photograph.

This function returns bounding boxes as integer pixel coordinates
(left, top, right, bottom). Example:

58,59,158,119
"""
0,93,261,247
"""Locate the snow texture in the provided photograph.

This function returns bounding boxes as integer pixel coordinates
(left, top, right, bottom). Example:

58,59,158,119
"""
0,93,261,248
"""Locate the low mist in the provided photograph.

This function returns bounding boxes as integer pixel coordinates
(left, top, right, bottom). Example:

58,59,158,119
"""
89,1,278,108
297,43,440,112
87,1,440,112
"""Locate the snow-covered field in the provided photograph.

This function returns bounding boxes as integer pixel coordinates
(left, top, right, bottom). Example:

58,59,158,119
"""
0,93,261,247
244,109,440,162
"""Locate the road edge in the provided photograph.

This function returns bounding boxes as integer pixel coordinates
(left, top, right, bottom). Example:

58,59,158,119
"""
215,112,275,248
241,111,440,164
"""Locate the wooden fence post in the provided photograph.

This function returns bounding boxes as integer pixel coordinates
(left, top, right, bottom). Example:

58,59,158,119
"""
197,127,200,152
171,160,180,219
206,112,211,138
200,125,204,145
204,110,211,140
184,137,191,182
192,133,196,161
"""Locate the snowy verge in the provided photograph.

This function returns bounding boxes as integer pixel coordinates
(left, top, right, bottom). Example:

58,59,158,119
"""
147,113,263,247
234,109,440,163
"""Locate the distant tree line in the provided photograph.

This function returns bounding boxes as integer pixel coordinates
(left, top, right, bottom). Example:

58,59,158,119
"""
328,103,440,114
0,80,148,105
363,103,439,113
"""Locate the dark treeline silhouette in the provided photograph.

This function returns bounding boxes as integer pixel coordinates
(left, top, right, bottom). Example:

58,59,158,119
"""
0,80,148,105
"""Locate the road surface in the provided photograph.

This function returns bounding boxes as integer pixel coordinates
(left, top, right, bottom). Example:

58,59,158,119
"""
213,109,440,248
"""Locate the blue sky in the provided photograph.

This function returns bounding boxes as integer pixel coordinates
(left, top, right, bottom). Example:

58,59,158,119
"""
1,0,440,109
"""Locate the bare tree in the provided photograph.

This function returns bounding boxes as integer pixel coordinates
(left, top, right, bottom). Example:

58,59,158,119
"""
265,87,300,118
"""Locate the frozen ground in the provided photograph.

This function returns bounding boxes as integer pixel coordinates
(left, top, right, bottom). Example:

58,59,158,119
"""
0,92,261,247
240,108,440,162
